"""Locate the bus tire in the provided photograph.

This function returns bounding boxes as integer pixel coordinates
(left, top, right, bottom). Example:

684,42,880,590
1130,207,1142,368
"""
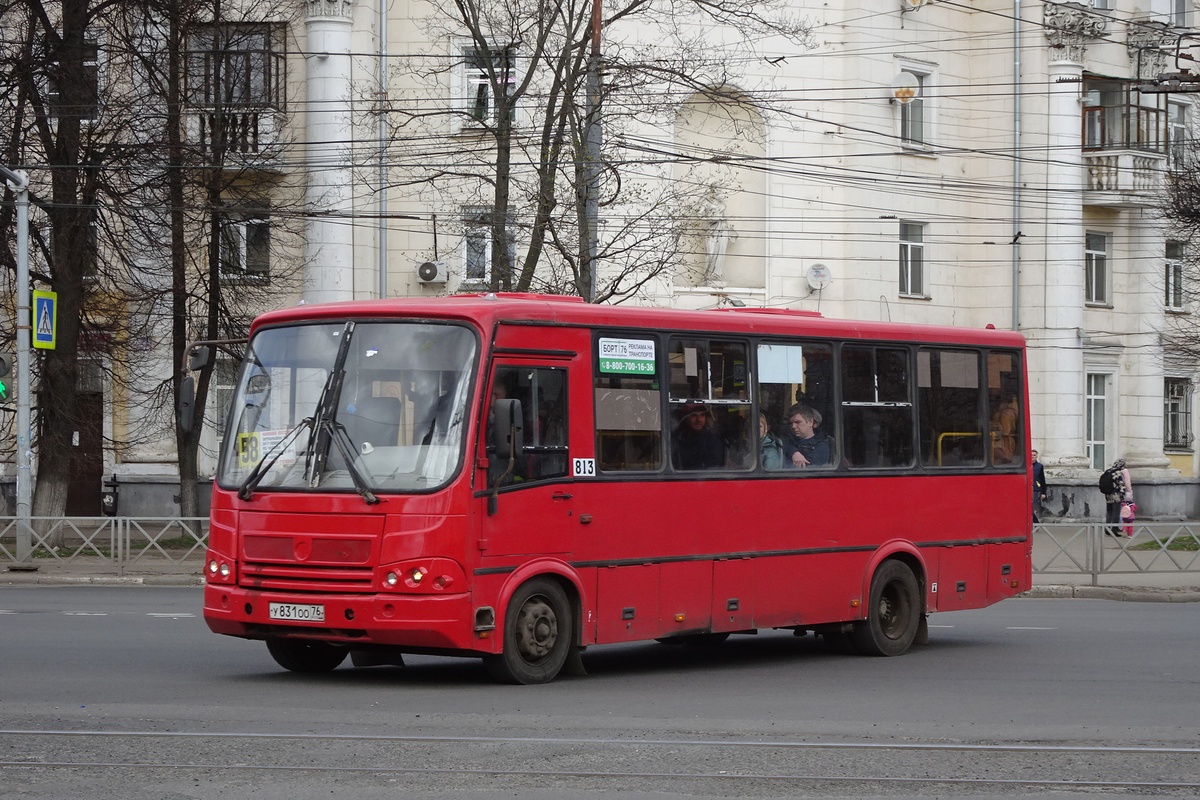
851,560,921,657
266,638,348,672
484,578,572,685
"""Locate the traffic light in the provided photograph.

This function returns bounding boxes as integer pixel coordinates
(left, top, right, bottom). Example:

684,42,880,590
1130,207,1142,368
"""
0,353,10,402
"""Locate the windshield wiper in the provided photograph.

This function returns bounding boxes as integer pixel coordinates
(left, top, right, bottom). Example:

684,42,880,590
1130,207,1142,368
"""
237,419,313,501
317,418,379,505
303,321,355,485
297,321,379,505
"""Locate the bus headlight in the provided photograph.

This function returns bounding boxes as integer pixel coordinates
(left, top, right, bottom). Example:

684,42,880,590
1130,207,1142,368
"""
384,571,399,588
206,558,233,582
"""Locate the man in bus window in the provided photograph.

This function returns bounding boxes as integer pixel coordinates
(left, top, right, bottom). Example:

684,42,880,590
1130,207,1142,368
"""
782,404,831,468
672,403,725,470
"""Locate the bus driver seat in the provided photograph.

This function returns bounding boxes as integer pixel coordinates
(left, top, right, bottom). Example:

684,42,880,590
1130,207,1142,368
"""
342,395,402,451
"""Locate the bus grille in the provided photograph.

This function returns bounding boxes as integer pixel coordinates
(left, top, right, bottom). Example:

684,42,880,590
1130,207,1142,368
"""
239,562,375,593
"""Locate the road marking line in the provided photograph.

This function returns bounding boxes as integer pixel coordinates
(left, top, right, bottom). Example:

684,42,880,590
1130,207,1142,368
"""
64,612,107,616
148,613,194,618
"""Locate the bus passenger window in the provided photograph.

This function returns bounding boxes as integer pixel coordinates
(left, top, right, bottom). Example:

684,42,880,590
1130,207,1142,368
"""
757,341,835,470
842,345,914,469
918,349,984,467
595,336,661,472
668,338,753,471
988,351,1024,466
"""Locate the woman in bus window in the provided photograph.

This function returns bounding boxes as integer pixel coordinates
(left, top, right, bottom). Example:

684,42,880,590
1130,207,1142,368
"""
759,412,784,470
782,404,830,468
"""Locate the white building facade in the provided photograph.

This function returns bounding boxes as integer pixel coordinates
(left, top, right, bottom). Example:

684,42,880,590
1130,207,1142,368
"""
22,0,1197,518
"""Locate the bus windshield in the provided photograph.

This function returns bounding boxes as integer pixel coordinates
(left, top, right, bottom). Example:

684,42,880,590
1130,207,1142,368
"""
216,321,477,496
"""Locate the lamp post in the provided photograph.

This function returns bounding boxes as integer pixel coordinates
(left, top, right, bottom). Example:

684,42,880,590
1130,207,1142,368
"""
0,165,34,568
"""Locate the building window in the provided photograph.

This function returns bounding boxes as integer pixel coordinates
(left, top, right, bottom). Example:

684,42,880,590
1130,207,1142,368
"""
1166,240,1185,311
1085,231,1109,305
1172,0,1191,27
462,207,515,285
1168,102,1188,165
187,25,283,109
457,46,515,127
1165,378,1194,449
220,214,270,282
899,222,925,297
898,70,927,146
1086,372,1109,469
45,35,99,121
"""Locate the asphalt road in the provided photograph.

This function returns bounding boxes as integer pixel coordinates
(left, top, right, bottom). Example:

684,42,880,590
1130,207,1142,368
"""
1,587,1198,798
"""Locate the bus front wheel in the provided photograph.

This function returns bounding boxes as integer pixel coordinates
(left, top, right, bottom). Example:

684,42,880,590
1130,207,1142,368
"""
266,638,348,673
484,578,573,685
851,560,921,657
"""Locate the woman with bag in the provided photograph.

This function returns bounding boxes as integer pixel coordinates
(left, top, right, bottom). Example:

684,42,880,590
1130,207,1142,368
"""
1102,458,1132,537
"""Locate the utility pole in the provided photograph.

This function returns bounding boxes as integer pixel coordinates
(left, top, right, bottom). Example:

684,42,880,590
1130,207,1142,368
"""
582,0,603,302
0,165,34,569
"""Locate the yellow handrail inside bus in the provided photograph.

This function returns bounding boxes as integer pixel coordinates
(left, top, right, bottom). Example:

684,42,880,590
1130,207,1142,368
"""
936,431,981,466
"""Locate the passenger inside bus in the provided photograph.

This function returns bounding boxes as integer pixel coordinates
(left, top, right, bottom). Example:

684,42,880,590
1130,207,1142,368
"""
990,393,1019,464
672,403,726,470
759,412,785,469
781,403,831,468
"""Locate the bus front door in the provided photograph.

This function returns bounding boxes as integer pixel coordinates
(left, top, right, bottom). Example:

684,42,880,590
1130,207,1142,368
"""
480,362,574,557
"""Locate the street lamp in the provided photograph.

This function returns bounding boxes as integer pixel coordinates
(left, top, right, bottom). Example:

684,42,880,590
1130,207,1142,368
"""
0,165,34,569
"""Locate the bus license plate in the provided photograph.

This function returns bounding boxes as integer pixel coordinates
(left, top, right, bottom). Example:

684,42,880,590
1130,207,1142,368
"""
268,602,325,623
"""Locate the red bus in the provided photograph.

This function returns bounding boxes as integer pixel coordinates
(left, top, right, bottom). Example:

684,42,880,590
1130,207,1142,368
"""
195,293,1031,683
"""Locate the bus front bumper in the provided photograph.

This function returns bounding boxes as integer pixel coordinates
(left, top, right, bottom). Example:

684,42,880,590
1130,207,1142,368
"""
203,584,481,652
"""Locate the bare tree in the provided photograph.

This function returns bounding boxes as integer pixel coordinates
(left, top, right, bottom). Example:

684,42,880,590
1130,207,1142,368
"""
1162,141,1200,364
0,0,304,520
388,0,813,301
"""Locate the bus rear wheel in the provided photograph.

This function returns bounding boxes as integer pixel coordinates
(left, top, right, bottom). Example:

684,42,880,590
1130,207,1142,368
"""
851,560,921,657
266,638,348,673
484,578,572,685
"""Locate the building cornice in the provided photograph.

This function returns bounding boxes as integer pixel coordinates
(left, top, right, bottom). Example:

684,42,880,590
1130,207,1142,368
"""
1043,2,1109,64
1127,20,1175,81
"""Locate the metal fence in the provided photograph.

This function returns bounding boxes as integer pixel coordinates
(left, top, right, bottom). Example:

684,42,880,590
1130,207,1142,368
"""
0,516,208,576
1034,521,1200,585
2,516,1199,584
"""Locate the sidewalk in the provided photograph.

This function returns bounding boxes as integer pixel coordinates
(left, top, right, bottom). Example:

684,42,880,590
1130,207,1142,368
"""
4,553,1200,602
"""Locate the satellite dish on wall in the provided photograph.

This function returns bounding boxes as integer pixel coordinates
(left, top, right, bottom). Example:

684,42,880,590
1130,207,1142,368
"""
891,72,921,104
807,264,832,291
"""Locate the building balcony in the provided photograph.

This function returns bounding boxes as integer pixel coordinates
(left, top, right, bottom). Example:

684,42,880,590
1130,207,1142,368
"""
185,109,285,171
1082,150,1165,208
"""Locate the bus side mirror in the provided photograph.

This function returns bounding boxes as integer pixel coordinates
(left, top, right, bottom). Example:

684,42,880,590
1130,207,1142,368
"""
188,345,211,372
487,398,524,514
492,398,525,458
178,375,196,434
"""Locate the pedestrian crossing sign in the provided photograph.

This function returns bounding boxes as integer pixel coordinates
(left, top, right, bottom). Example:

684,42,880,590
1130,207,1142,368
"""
32,289,56,350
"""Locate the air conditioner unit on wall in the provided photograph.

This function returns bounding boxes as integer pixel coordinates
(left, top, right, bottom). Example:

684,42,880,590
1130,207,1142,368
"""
417,261,447,284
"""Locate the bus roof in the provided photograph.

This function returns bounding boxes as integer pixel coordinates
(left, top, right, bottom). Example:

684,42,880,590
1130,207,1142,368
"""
252,293,1025,349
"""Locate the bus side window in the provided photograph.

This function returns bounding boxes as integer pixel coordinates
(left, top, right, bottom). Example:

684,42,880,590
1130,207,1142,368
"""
593,335,662,472
757,341,835,471
668,338,752,471
842,345,914,469
987,351,1024,466
918,349,984,467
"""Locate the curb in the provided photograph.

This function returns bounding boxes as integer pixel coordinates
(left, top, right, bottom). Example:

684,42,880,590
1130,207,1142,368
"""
1022,585,1200,603
1,572,204,587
